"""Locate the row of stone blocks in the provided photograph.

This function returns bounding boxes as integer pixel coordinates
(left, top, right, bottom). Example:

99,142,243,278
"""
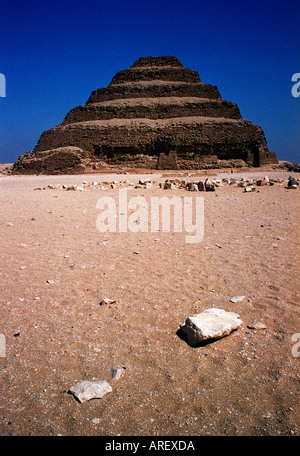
62,99,242,124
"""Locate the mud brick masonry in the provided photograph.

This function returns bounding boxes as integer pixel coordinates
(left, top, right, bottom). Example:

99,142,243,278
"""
13,56,278,174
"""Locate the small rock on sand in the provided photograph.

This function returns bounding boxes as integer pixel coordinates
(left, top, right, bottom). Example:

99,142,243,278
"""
69,380,112,403
111,366,126,380
180,308,243,345
230,295,246,303
247,321,266,330
99,298,116,306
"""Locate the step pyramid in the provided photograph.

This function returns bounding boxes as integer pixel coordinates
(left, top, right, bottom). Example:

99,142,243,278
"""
13,56,277,174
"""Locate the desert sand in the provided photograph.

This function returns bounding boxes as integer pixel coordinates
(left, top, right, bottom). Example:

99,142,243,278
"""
0,168,299,436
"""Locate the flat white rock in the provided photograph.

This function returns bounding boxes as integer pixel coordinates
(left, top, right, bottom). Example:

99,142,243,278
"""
69,380,112,403
181,308,243,344
99,298,116,306
247,321,266,330
230,295,246,303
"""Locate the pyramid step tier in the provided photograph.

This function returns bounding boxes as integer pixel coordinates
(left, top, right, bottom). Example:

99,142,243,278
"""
110,66,201,85
131,56,184,67
62,97,242,124
87,81,221,103
33,116,269,167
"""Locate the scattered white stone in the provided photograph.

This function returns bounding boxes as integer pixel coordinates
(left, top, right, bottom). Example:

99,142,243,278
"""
46,280,55,284
69,380,112,403
99,298,116,306
91,417,101,424
111,367,126,380
230,295,246,303
180,308,243,344
247,321,266,330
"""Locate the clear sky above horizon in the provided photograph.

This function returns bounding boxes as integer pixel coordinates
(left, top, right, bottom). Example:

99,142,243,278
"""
0,0,299,164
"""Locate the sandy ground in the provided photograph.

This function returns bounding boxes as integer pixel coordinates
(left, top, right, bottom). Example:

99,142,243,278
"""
0,169,299,436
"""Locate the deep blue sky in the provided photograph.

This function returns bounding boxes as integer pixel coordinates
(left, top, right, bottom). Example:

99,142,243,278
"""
1,0,299,164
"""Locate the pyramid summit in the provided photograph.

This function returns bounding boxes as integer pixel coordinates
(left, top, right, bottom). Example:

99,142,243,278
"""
13,56,278,174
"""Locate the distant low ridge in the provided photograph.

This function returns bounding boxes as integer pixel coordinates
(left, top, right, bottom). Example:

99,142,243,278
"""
13,56,278,174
